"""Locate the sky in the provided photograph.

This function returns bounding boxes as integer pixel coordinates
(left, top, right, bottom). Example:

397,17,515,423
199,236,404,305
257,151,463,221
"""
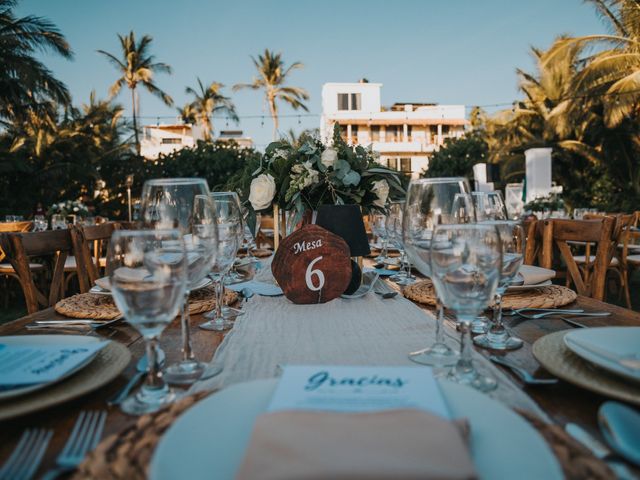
19,0,608,150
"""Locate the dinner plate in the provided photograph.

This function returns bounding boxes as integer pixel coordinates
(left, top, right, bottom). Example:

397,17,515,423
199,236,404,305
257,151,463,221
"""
93,276,212,295
0,335,102,400
507,279,553,292
151,379,562,480
564,327,640,383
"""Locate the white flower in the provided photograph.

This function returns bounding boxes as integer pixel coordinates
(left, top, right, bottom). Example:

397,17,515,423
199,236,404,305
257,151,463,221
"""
248,174,276,211
73,207,79,212
372,179,390,208
320,147,338,168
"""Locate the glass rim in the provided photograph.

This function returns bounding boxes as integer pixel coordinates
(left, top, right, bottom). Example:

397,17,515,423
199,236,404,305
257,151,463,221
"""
142,178,208,186
111,228,184,239
408,177,468,185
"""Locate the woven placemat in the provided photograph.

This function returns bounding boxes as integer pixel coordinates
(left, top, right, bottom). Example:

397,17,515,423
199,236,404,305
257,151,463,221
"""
403,280,577,310
70,391,613,480
55,286,239,320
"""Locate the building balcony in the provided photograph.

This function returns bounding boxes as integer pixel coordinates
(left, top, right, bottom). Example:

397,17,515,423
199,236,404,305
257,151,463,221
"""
371,141,437,153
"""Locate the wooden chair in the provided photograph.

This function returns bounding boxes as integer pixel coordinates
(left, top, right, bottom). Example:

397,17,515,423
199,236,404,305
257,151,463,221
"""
0,221,42,307
541,217,615,301
70,222,120,293
2,229,81,314
523,218,541,265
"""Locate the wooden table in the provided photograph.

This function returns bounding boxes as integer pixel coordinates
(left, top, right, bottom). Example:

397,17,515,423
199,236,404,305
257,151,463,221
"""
1,293,639,477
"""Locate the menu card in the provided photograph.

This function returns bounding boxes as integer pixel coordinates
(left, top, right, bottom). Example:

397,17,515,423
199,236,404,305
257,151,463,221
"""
267,365,451,419
0,342,107,388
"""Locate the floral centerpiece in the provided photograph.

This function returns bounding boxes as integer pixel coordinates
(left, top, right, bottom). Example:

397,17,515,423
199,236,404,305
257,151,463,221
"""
247,125,404,224
47,199,90,218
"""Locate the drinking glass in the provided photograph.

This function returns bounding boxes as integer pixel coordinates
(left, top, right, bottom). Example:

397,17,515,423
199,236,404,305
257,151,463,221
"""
140,179,217,384
200,196,242,331
107,229,187,414
474,221,525,350
387,201,415,285
33,215,47,231
403,177,472,366
370,212,393,264
216,192,244,284
51,214,66,230
430,223,502,392
472,191,508,221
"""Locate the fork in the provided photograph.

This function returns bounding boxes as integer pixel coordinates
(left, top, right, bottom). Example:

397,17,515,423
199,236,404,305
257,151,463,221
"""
489,355,559,385
41,410,107,480
0,428,53,480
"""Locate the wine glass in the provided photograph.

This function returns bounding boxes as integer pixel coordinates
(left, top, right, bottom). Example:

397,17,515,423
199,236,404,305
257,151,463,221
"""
51,214,66,230
107,229,187,414
387,201,416,285
199,196,242,331
430,223,502,392
473,221,525,350
370,212,393,265
472,191,508,221
403,177,472,366
140,178,217,385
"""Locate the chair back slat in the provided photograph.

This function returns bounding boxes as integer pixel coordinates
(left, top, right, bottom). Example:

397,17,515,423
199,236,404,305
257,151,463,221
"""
541,217,615,300
4,229,77,314
70,222,120,292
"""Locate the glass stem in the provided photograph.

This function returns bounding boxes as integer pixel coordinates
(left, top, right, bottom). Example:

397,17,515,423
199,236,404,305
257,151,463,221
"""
180,292,195,361
491,293,505,334
381,237,388,259
458,322,473,370
435,299,445,345
145,337,163,389
214,274,225,321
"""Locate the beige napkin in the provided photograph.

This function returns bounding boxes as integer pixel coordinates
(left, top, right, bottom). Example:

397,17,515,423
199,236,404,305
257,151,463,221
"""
236,409,476,480
518,265,555,285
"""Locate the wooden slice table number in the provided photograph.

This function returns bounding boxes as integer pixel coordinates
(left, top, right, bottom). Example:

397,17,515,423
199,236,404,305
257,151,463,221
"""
271,224,353,304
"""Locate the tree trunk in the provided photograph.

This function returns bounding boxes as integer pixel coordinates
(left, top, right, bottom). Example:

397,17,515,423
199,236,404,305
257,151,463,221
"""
131,88,140,155
269,98,278,141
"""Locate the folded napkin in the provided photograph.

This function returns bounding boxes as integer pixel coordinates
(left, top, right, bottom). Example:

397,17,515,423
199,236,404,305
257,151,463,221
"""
517,265,555,285
236,409,476,480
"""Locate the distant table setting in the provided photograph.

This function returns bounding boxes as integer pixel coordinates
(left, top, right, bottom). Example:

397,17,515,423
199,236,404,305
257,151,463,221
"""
1,177,640,480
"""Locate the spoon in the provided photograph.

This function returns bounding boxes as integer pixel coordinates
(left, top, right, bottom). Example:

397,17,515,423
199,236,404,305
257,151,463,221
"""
598,401,640,467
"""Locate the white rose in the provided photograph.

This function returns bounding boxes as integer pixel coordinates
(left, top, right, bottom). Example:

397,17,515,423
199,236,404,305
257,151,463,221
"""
372,179,390,208
320,147,338,168
249,174,276,211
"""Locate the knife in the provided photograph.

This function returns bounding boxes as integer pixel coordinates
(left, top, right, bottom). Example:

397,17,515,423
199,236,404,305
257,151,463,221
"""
565,423,636,480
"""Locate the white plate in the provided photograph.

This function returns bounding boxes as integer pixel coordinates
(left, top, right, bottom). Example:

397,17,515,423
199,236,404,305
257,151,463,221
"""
564,327,640,383
507,279,553,292
93,276,212,294
0,335,103,400
151,379,562,480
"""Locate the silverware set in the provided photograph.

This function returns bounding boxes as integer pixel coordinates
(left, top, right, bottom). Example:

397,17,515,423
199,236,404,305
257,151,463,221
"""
0,410,106,480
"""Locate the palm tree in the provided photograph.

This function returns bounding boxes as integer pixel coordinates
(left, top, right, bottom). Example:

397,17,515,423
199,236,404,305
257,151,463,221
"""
0,0,73,124
185,78,238,141
543,0,640,128
233,49,309,140
97,31,173,154
177,103,196,125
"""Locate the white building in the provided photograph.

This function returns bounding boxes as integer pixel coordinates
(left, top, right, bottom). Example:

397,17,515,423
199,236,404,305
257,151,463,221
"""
140,123,204,159
140,124,253,159
320,81,468,177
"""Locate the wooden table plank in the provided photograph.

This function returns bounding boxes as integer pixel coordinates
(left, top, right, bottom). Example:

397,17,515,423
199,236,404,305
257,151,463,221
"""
1,290,639,476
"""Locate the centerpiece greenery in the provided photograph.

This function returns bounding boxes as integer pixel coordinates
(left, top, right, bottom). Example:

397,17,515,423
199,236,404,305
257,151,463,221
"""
245,125,404,224
47,199,90,218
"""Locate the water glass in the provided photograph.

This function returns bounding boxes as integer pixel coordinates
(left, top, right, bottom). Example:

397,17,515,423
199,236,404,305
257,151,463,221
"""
33,215,47,231
387,202,415,285
107,229,187,415
473,221,525,350
472,191,508,221
51,214,66,230
430,223,501,392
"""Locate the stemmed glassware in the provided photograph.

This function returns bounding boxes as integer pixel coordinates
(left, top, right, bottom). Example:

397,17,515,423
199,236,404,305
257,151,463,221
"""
403,177,472,366
139,179,217,384
473,221,525,350
107,229,187,414
387,201,415,285
472,191,508,221
430,223,502,392
199,195,242,331
370,212,394,265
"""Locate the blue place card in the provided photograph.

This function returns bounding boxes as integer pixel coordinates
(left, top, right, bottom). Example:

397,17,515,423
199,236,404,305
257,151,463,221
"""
267,365,451,419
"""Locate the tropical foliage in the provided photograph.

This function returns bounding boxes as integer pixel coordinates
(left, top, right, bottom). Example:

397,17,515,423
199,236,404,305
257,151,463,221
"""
234,49,309,140
184,78,238,141
98,31,173,154
421,130,488,182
